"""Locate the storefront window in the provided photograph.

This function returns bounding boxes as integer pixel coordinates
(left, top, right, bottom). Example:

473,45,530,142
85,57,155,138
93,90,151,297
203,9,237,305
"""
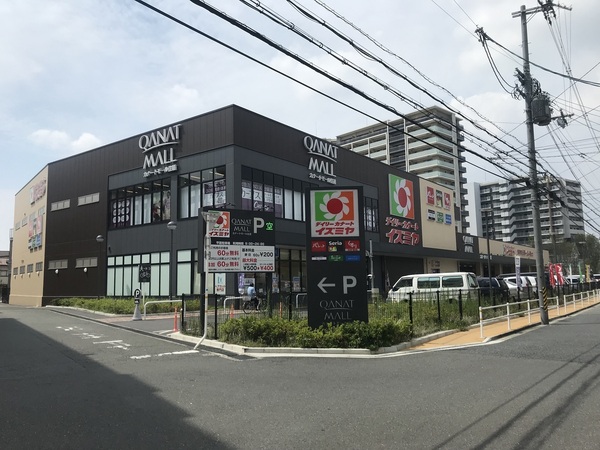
179,167,226,219
241,166,315,221
109,178,171,229
176,250,192,296
274,248,306,294
365,197,379,232
106,250,202,298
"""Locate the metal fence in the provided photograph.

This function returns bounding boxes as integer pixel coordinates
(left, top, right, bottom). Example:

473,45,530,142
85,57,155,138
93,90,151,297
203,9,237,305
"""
179,284,599,340
180,290,495,339
180,293,309,339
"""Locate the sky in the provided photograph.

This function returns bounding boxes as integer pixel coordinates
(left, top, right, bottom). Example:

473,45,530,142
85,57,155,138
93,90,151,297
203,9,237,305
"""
2,0,599,250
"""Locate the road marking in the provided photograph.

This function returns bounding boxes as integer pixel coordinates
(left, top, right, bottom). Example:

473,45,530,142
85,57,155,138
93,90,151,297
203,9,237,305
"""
154,329,176,336
56,326,83,332
74,332,105,339
130,350,198,360
93,339,131,350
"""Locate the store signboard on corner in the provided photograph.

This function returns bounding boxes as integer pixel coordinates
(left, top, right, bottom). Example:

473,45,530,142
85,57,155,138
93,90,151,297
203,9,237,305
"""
305,187,368,328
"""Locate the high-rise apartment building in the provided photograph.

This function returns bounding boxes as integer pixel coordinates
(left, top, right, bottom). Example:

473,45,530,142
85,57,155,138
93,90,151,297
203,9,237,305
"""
336,106,468,231
467,176,584,245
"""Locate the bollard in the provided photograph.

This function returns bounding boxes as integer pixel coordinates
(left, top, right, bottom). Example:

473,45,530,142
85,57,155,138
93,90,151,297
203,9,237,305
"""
173,307,179,332
180,294,185,332
131,289,142,321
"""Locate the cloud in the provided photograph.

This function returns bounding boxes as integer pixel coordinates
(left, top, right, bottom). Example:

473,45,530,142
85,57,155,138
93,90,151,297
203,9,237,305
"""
29,129,70,150
72,133,103,153
29,129,102,155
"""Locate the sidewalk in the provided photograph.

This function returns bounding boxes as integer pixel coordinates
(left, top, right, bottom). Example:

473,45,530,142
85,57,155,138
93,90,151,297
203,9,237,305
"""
47,296,600,357
410,295,600,351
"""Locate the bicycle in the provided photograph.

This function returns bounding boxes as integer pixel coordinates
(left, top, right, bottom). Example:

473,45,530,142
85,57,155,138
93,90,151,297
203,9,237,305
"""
242,295,267,314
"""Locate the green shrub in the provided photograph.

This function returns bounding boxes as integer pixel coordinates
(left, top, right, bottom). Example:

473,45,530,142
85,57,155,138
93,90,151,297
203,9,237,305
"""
51,297,184,314
219,317,412,350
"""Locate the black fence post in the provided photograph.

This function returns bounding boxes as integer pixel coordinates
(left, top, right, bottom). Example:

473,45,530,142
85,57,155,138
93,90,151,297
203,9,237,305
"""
436,290,441,324
408,292,413,329
458,289,463,321
199,298,205,336
288,294,293,321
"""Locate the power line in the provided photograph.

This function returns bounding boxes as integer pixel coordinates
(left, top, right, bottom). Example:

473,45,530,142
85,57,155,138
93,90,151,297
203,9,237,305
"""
480,29,600,88
130,0,508,181
187,0,532,181
134,0,596,238
257,0,544,175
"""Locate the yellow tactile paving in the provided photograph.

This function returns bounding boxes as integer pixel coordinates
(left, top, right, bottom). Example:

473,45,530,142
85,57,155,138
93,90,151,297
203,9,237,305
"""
411,296,600,350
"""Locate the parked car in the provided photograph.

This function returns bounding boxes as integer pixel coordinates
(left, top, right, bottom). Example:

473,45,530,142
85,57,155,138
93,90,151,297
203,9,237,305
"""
522,275,537,297
477,277,509,301
387,272,479,302
499,275,533,300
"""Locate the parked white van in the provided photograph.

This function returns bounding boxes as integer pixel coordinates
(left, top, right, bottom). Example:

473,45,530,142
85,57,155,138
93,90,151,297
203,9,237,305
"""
387,272,479,302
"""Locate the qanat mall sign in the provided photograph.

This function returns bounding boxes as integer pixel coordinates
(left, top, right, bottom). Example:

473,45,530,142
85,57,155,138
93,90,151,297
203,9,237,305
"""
139,124,181,178
304,135,337,185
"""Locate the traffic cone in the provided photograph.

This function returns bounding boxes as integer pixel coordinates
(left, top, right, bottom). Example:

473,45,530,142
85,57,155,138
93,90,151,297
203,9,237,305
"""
173,307,179,332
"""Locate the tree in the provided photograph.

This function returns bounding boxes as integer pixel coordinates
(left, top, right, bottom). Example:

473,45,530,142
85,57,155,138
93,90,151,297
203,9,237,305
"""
545,234,600,277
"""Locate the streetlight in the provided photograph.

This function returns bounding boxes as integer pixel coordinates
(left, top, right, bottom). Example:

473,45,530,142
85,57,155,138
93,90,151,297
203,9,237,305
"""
167,221,177,300
96,235,104,299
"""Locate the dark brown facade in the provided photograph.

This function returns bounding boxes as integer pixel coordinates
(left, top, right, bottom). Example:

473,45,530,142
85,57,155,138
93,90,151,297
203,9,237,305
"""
10,105,538,306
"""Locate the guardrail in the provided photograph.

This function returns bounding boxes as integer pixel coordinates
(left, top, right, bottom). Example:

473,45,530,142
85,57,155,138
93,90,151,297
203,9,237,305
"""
295,293,307,308
478,289,599,338
143,298,181,319
562,290,594,313
479,298,537,338
223,296,244,311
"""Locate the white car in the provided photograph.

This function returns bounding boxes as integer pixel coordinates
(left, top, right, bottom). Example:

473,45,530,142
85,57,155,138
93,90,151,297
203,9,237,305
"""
524,276,537,296
501,277,519,300
500,276,532,300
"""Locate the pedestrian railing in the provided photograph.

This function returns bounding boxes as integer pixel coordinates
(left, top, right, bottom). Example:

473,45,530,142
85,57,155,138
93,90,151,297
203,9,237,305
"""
562,290,594,314
143,298,181,319
479,298,537,338
223,296,244,312
479,289,600,338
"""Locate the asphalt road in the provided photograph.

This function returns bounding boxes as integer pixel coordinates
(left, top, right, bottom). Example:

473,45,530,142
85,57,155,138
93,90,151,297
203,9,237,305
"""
1,303,600,449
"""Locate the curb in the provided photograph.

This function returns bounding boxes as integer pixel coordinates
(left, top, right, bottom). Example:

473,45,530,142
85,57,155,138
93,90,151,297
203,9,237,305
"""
47,305,472,357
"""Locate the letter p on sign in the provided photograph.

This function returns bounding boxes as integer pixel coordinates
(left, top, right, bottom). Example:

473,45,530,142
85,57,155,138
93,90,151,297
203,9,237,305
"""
343,276,357,294
254,217,264,234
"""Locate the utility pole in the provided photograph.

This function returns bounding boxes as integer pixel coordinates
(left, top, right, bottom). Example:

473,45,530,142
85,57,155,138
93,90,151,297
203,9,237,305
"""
511,4,544,324
512,1,571,324
513,3,547,323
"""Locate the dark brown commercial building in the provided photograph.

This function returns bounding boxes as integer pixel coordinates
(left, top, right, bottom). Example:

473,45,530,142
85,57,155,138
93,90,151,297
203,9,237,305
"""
10,105,540,306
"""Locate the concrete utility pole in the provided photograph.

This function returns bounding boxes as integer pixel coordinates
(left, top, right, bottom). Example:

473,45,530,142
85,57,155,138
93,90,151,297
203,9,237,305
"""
512,5,544,324
512,1,571,325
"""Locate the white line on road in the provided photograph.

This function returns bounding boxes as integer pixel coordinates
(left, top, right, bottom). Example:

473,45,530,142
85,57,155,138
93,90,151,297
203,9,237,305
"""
154,329,176,336
93,339,131,350
130,350,199,360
